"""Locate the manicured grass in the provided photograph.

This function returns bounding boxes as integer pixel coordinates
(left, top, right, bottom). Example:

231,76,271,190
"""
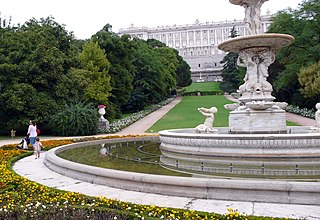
185,82,221,92
147,95,300,132
147,95,233,132
287,121,299,126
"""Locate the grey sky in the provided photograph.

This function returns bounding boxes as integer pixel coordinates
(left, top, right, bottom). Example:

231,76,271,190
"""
1,0,302,39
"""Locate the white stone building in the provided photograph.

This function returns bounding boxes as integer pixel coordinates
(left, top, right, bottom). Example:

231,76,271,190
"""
118,14,272,82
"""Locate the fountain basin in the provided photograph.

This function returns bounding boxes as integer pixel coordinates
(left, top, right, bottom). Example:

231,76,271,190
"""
44,136,320,205
159,126,320,158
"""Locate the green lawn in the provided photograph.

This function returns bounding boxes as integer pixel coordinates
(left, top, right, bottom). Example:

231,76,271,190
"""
185,82,221,92
147,95,233,132
147,95,300,132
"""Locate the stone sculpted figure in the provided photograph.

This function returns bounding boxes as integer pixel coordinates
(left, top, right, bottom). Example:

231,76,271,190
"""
237,51,258,93
243,3,254,35
258,50,275,92
229,0,268,35
316,103,320,128
195,107,218,133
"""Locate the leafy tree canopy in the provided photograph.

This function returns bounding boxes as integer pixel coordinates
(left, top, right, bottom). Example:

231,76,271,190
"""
268,0,320,107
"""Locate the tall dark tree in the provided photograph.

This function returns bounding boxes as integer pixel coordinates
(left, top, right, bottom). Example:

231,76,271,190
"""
175,54,192,88
219,26,243,93
92,30,135,117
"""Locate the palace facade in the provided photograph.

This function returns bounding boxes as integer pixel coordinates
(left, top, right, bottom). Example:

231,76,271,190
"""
119,14,272,82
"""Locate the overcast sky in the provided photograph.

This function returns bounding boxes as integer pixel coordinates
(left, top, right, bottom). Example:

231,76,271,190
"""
1,0,302,39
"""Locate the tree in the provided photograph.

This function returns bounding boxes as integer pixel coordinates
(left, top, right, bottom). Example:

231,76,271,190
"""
78,41,112,105
298,62,320,98
219,26,243,93
0,16,77,133
268,0,320,108
123,39,168,112
175,55,192,88
147,39,192,89
92,31,135,117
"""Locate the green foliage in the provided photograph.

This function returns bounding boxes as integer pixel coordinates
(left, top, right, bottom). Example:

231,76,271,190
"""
220,26,242,93
92,31,135,113
0,16,77,134
185,82,221,93
49,102,99,136
0,16,191,133
123,39,170,112
77,41,111,105
175,53,192,88
268,0,320,107
298,62,320,98
183,91,224,96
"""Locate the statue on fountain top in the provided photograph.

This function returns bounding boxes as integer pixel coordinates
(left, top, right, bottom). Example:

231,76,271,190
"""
230,0,269,35
195,107,218,133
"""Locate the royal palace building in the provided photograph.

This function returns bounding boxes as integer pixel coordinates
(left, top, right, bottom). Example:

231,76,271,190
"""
118,13,272,82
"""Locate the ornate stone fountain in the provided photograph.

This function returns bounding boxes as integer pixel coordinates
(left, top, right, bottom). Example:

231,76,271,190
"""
159,0,320,173
220,0,294,133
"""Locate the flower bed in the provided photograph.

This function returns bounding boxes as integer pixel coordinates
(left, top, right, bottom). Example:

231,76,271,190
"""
286,105,315,119
0,135,291,220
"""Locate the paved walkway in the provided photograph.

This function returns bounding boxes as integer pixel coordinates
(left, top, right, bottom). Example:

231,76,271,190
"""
4,96,320,219
13,153,320,220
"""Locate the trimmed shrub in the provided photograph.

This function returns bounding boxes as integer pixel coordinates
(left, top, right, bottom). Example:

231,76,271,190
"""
49,102,99,136
182,91,224,96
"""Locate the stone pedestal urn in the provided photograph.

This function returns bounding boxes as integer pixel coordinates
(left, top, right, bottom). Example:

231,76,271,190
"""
98,105,110,131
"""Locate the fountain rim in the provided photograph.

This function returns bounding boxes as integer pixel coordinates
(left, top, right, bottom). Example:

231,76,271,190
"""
159,126,320,139
218,33,295,52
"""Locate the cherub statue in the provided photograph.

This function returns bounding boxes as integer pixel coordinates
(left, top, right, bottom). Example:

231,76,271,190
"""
258,50,275,92
195,107,218,133
237,51,259,93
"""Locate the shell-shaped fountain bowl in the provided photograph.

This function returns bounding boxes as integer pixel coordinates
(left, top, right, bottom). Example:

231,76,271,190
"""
218,34,295,53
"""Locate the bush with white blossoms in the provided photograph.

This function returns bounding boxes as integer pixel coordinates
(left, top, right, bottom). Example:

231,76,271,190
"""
286,105,315,119
103,98,175,133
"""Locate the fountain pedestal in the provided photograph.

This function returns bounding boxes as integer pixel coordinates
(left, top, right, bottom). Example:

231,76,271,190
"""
218,34,294,133
229,108,286,133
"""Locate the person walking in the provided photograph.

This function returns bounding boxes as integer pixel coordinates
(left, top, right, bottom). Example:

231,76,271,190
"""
33,137,43,159
27,120,37,147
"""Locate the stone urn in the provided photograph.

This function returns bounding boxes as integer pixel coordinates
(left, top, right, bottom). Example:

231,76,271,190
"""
98,104,106,120
98,104,110,130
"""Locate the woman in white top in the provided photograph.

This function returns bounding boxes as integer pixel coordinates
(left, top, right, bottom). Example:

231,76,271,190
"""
27,120,37,147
